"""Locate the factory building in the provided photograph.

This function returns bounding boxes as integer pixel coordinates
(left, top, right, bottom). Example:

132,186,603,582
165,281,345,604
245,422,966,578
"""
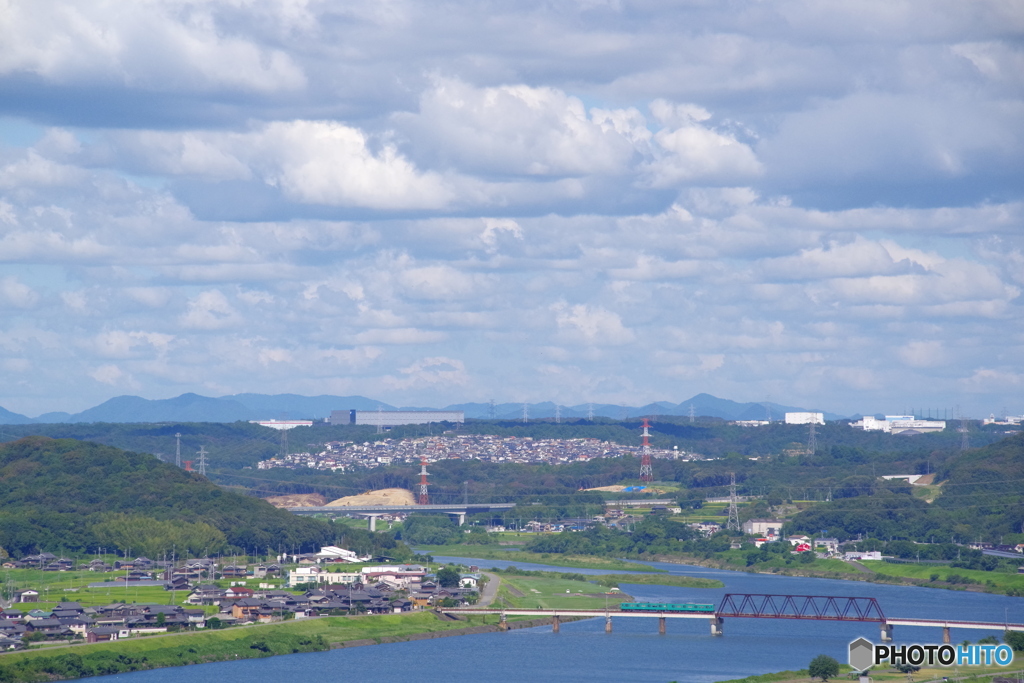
329,409,465,427
784,412,825,425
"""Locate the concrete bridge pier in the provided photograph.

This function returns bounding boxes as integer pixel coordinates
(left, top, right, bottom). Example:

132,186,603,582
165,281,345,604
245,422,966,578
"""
552,615,560,633
498,613,507,631
880,624,893,642
943,627,950,644
605,616,613,633
659,617,666,635
447,512,466,526
366,514,381,531
710,617,724,636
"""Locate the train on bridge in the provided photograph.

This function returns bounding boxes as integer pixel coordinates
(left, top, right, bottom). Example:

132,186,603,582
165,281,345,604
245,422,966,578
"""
620,602,715,613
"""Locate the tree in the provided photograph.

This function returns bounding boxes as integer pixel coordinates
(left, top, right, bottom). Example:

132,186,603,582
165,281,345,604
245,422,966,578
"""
808,655,839,681
1005,630,1024,652
436,566,460,588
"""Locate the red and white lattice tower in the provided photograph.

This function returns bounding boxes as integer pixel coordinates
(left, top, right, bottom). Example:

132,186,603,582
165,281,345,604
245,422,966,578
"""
639,418,654,482
417,456,429,505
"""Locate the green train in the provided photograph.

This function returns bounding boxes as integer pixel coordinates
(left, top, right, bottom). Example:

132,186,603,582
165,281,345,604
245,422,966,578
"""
620,602,715,612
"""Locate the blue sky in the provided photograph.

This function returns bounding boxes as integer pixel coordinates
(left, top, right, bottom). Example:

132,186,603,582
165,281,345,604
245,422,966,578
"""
0,0,1021,417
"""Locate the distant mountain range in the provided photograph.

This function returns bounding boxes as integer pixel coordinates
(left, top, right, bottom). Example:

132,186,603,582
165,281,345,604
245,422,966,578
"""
0,392,844,424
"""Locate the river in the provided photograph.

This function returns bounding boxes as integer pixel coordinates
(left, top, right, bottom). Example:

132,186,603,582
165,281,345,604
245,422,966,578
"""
89,556,1022,683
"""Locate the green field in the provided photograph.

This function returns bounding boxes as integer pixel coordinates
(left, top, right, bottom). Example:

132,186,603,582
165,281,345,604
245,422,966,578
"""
588,573,723,590
416,545,662,572
497,574,628,610
863,560,1024,592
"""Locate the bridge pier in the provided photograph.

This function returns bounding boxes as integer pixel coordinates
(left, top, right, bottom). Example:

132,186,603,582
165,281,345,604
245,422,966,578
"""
498,613,507,631
552,615,560,633
710,617,724,636
880,624,893,642
659,616,666,635
605,616,613,633
366,514,381,532
448,512,466,526
943,626,950,644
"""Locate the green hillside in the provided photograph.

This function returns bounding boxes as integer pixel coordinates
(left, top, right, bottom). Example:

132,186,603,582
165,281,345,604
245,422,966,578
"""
0,436,333,557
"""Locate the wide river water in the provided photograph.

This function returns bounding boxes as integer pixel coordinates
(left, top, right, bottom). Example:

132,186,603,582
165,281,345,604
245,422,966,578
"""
91,555,1022,683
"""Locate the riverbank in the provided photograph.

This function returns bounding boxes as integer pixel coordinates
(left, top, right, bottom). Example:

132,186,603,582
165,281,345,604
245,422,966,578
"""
0,611,556,682
418,545,663,571
647,553,1024,595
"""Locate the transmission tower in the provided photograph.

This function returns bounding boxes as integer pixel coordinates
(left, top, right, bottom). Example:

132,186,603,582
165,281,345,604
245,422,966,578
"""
587,403,594,421
727,472,740,531
807,422,817,455
958,405,969,451
522,403,528,423
638,418,654,482
175,433,181,468
197,446,208,476
280,428,289,458
554,404,561,424
417,456,429,505
488,399,496,419
688,404,695,424
376,405,384,434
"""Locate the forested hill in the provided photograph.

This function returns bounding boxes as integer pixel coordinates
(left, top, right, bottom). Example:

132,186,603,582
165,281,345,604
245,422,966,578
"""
788,432,1024,543
0,437,333,558
934,431,1024,527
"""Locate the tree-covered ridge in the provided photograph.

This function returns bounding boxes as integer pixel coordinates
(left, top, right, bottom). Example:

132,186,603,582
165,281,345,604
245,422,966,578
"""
0,437,333,557
787,432,1024,543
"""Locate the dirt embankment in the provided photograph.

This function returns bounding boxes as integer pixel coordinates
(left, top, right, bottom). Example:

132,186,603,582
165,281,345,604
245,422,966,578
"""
264,493,328,508
326,488,416,506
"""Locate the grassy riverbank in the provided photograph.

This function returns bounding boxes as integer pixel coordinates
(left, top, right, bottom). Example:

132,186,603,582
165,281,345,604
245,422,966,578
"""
0,611,512,682
647,552,1024,596
418,544,663,572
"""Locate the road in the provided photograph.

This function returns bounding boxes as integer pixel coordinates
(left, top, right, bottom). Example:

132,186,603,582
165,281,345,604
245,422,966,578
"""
477,571,501,607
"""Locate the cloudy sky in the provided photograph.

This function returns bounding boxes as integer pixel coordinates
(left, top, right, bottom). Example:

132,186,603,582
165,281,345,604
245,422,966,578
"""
0,0,1022,418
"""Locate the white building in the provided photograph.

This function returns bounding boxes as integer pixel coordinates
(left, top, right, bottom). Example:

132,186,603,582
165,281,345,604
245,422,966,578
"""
331,410,465,427
785,412,824,425
287,566,360,587
742,519,784,537
250,420,313,430
888,419,945,434
315,546,371,563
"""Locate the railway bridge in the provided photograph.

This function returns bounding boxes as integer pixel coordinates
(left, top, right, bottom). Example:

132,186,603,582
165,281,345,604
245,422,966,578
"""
439,593,1024,641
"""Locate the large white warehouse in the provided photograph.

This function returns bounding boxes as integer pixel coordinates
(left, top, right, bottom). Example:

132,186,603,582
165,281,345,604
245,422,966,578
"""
330,409,465,427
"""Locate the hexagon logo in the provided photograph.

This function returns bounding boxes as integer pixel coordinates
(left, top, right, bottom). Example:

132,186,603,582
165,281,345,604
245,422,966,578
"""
848,637,874,672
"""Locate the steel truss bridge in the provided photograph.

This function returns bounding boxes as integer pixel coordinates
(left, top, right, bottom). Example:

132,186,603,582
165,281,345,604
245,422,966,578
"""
440,593,1024,640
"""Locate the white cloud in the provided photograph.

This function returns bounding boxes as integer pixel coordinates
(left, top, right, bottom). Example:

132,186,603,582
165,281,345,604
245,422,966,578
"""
398,78,642,176
0,277,39,308
552,302,635,345
0,0,306,92
179,290,242,330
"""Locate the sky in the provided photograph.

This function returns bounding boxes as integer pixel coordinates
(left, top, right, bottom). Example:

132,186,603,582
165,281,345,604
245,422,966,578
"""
0,0,1022,418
